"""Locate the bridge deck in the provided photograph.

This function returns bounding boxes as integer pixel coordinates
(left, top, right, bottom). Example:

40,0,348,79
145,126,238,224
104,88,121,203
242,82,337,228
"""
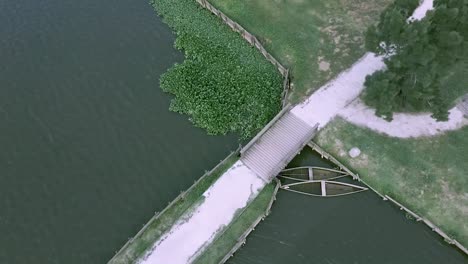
241,111,317,182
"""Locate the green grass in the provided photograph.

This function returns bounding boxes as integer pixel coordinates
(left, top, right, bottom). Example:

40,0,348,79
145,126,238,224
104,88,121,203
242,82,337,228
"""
209,0,393,102
315,118,468,246
108,154,239,264
193,182,277,264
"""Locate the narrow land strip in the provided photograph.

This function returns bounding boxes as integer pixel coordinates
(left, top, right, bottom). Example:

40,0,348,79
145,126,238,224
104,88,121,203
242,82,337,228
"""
137,161,265,264
193,181,279,264
108,153,239,264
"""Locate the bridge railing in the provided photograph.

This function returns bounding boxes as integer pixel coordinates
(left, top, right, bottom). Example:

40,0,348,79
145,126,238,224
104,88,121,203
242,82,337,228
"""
265,123,319,182
240,104,292,156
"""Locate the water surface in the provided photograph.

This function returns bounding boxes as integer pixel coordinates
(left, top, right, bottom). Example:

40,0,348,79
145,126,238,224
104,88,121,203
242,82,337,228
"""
2,1,466,263
228,148,467,263
0,1,237,263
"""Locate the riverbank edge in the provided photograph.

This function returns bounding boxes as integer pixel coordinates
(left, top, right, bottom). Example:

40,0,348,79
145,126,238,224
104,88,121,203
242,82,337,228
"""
193,179,280,264
107,149,240,264
109,0,291,261
308,141,468,255
151,0,284,139
195,0,291,107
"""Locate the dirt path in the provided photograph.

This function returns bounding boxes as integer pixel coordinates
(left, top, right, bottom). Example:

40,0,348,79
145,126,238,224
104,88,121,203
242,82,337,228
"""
335,0,468,138
291,53,385,129
295,0,468,139
339,99,468,138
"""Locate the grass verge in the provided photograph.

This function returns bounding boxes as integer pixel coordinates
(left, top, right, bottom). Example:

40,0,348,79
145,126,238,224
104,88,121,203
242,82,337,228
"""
193,182,277,264
108,154,239,264
208,0,393,102
315,117,468,246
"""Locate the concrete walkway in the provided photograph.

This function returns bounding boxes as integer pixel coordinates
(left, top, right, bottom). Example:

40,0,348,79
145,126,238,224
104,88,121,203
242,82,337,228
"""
138,160,265,264
291,53,385,129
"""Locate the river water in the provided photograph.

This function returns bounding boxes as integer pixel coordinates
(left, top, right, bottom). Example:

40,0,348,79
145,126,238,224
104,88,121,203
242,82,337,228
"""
228,148,467,263
1,0,466,264
0,0,237,263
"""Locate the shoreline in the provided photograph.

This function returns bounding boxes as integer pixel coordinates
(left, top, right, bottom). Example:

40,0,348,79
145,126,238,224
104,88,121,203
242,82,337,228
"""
109,0,467,262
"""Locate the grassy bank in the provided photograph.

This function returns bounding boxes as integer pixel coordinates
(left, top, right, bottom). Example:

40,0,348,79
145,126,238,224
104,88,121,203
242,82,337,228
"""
316,118,468,246
193,182,278,264
151,0,282,139
108,154,239,264
209,0,392,102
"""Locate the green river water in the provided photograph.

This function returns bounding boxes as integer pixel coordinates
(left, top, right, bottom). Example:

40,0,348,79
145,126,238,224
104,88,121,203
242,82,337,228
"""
228,148,467,263
0,0,466,263
0,1,237,263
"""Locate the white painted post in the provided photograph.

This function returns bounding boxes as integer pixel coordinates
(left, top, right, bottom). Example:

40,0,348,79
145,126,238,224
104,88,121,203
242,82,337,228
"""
321,181,327,197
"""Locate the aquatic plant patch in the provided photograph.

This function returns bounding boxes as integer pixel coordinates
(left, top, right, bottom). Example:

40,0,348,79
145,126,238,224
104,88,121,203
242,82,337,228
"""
151,0,282,139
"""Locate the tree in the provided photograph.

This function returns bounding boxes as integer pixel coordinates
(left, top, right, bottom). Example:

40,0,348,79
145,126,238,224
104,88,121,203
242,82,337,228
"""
364,0,468,121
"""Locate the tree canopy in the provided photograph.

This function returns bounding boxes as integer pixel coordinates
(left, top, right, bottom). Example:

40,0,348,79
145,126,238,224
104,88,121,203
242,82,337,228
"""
364,0,468,121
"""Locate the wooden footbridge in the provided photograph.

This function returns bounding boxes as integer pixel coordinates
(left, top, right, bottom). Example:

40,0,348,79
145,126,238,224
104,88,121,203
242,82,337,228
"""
239,105,318,182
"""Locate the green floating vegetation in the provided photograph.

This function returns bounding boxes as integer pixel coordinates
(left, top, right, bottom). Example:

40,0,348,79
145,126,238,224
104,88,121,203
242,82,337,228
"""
364,0,468,120
193,182,277,264
108,154,239,264
151,0,282,139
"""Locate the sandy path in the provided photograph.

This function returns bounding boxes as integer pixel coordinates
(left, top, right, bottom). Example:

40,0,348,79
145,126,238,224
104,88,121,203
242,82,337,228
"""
292,0,465,138
409,0,434,21
291,53,385,129
340,99,468,138
335,0,468,138
138,160,265,264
